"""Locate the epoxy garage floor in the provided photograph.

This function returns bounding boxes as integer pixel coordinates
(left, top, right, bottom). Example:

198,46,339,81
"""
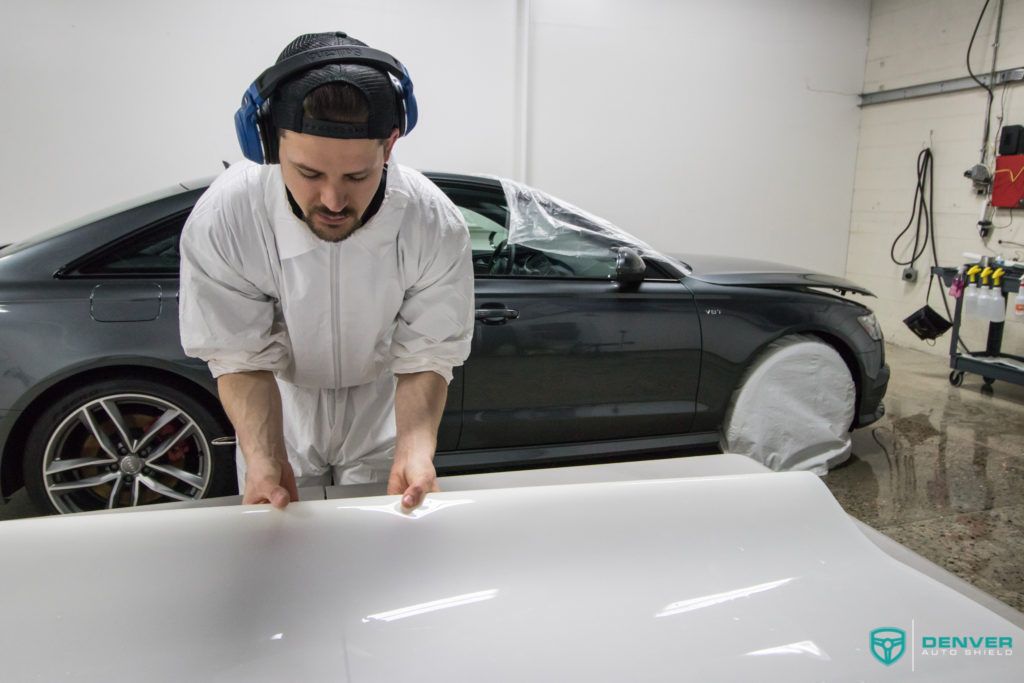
823,343,1024,612
1,343,1021,612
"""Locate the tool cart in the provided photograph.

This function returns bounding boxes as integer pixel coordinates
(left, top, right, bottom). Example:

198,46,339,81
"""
933,265,1024,394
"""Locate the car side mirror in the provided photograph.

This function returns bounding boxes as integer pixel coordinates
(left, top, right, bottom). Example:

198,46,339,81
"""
612,247,645,287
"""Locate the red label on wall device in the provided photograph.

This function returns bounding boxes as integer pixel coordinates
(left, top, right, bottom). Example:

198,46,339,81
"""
992,154,1024,208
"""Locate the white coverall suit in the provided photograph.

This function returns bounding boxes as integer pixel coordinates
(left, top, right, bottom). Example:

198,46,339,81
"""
178,160,474,488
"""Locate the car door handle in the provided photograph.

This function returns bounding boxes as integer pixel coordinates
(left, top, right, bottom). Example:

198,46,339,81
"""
475,307,520,324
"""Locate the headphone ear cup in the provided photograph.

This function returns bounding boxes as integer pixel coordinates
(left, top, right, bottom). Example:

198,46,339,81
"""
257,99,279,164
234,84,267,163
398,71,417,136
403,88,418,135
387,73,408,136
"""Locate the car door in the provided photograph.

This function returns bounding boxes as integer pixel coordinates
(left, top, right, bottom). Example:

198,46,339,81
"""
59,212,189,366
65,205,465,454
438,178,701,450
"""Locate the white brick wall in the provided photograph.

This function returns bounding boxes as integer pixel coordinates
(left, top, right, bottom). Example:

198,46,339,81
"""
848,0,1024,358
865,0,1024,91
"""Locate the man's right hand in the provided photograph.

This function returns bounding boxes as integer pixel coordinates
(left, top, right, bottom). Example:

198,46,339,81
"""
218,371,295,509
242,459,299,509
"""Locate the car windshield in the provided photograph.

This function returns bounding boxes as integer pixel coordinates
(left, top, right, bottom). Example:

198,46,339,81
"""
0,184,189,259
494,177,663,260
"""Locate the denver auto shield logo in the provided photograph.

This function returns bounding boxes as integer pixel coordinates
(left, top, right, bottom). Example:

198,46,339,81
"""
871,627,907,666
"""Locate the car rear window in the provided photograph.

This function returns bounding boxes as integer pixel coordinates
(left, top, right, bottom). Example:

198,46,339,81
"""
0,184,189,259
72,212,189,276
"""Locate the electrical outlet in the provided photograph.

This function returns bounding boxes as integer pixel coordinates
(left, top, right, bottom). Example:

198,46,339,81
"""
902,266,918,282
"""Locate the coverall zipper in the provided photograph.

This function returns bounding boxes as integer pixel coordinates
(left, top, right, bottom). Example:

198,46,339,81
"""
330,244,340,388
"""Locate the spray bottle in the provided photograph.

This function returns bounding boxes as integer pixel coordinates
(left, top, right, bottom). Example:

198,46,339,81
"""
987,268,1006,323
1014,276,1024,320
948,265,966,299
978,266,995,322
964,264,983,320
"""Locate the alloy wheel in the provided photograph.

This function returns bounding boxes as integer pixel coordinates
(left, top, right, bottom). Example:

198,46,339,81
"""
41,393,212,513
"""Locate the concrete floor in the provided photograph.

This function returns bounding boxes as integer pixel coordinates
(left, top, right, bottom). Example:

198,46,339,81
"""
823,343,1024,612
1,342,1021,612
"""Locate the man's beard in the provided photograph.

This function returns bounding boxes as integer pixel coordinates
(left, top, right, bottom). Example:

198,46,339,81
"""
304,206,364,243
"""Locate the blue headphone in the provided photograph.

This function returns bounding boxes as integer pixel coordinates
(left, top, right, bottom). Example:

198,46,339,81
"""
234,44,418,164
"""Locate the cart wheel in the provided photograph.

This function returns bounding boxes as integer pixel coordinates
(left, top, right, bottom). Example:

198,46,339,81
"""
949,371,964,387
983,376,995,386
981,379,995,396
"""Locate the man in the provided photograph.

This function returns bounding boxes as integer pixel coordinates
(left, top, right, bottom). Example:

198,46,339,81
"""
179,32,474,510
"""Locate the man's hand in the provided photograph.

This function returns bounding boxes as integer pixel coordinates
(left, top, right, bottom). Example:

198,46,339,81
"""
392,371,448,510
217,371,293,509
242,458,300,509
387,455,440,510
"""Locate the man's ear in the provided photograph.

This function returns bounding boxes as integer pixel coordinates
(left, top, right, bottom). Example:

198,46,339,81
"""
382,128,400,162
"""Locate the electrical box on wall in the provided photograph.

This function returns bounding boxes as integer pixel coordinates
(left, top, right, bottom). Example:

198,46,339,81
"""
992,155,1024,208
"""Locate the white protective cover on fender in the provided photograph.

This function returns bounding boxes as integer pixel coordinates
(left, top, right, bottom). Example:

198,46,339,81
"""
721,335,855,474
1,471,1022,681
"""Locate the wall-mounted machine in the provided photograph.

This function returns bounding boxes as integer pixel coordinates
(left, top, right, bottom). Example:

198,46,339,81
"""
993,125,1024,209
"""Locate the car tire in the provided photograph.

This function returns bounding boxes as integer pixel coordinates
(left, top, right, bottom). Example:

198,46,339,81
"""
719,334,856,474
24,378,235,515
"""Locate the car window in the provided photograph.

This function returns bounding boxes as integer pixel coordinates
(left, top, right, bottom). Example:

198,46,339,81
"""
438,181,620,279
508,233,620,279
74,212,188,276
461,207,508,252
437,183,511,276
0,184,192,259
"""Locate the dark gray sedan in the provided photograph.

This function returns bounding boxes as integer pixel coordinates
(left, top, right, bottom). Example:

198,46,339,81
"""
0,172,888,514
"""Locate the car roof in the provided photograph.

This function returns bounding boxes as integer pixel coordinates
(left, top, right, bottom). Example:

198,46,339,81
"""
0,169,505,272
178,174,218,191
423,171,503,190
177,169,503,194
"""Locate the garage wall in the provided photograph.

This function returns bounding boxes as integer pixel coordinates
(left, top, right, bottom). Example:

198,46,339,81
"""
846,0,1024,355
0,0,869,280
525,0,870,275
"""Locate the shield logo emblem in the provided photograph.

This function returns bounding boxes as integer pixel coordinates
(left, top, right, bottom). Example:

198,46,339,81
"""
870,627,906,666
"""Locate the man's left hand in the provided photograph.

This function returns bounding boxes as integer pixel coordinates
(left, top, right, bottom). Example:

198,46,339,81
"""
387,455,440,510
391,371,448,510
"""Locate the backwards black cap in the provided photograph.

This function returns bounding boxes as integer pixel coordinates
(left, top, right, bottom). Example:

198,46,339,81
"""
270,32,401,140
235,30,417,163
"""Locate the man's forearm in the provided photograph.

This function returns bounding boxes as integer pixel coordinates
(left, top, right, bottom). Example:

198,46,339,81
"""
394,371,448,462
216,371,288,469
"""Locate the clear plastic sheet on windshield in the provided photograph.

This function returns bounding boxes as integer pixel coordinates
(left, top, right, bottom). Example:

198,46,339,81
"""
493,177,663,259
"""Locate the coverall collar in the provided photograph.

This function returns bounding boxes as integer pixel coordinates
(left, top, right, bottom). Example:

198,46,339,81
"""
269,162,409,260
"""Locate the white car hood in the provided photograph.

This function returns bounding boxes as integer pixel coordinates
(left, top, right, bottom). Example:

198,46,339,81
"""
1,470,1021,681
